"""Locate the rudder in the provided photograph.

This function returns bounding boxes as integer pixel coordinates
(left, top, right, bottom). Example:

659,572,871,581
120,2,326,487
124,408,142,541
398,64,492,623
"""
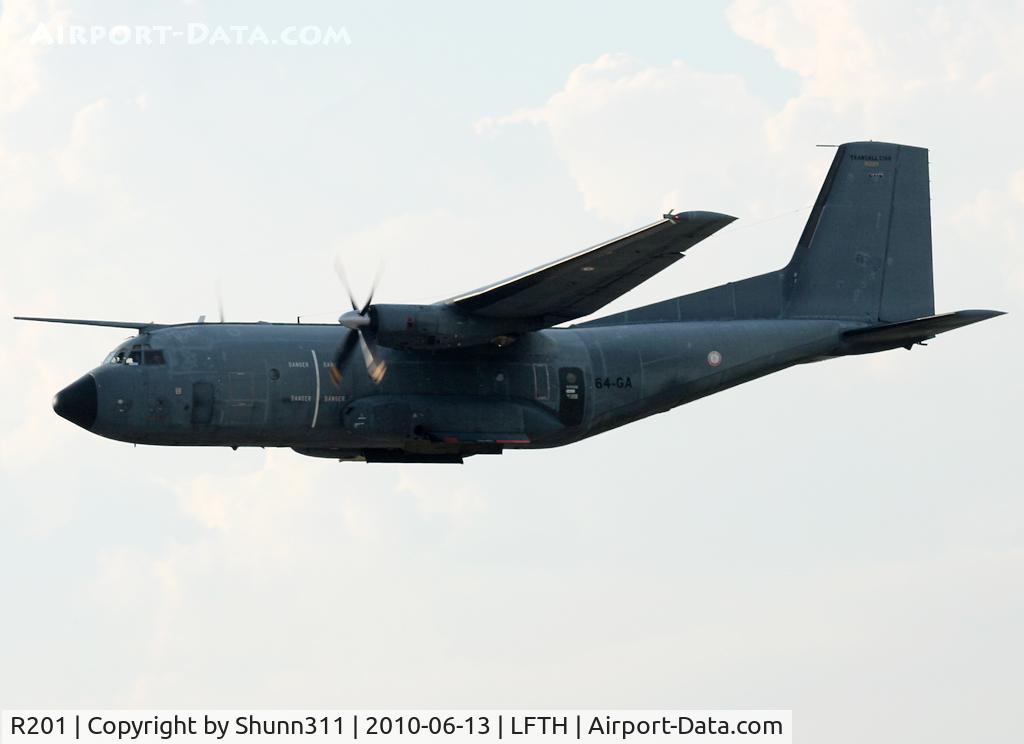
783,142,934,322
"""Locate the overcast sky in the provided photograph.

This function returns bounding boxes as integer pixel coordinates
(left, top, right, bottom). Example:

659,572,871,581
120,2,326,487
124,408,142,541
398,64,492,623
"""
1,1,1021,741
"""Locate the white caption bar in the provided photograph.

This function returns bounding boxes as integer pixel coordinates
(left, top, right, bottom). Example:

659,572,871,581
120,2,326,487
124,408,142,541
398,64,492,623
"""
2,711,790,744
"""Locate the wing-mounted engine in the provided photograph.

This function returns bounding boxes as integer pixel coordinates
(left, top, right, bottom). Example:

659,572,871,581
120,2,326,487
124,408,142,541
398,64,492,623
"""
370,304,533,350
331,211,734,384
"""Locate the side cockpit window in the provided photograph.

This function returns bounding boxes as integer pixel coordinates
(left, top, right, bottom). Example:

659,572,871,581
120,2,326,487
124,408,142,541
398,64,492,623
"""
105,346,167,366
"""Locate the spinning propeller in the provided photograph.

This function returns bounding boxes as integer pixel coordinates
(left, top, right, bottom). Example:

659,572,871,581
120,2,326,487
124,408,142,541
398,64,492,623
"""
333,259,386,384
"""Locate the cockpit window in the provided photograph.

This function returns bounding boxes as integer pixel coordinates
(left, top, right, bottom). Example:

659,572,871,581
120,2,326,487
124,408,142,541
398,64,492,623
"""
105,346,166,366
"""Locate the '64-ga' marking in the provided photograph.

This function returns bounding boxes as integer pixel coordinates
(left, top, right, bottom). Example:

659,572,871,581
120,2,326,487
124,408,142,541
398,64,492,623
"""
595,376,632,389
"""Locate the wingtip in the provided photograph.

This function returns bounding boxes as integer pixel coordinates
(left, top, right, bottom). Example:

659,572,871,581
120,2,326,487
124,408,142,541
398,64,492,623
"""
957,309,1007,319
666,209,737,221
662,210,738,234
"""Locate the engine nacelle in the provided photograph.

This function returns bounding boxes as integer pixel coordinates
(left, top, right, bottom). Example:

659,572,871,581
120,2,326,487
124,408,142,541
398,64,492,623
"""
370,304,524,350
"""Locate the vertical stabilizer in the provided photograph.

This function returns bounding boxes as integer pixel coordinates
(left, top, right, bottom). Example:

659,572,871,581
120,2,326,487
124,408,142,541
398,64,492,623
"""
783,142,934,321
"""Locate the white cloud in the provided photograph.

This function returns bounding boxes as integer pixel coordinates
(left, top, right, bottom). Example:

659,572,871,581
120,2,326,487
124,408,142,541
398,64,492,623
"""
54,96,111,183
948,178,1024,296
476,54,774,225
1010,168,1024,206
475,2,1024,295
0,0,66,113
727,0,1024,160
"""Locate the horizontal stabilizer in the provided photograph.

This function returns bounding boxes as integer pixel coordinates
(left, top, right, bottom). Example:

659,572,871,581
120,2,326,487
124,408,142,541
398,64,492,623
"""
841,309,1005,353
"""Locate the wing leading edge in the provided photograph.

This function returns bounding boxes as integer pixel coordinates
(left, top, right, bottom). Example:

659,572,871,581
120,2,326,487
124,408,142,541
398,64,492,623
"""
442,210,735,323
14,316,163,331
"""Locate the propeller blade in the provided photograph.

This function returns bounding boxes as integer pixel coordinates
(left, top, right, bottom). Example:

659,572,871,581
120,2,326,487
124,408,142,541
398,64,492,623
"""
334,257,360,313
359,261,384,315
333,329,359,374
357,331,386,384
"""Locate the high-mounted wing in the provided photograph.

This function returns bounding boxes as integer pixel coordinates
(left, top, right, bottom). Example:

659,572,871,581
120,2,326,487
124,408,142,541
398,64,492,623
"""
442,210,735,323
14,316,163,331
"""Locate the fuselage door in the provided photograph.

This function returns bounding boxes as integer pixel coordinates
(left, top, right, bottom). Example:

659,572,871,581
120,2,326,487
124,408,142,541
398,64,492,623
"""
533,363,550,401
191,382,214,425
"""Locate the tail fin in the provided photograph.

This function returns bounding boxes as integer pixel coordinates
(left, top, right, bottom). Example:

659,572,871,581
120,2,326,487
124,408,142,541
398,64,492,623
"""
783,141,934,321
580,141,1002,332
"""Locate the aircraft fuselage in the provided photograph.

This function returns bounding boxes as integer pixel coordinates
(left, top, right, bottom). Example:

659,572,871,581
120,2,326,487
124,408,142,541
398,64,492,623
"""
57,319,850,461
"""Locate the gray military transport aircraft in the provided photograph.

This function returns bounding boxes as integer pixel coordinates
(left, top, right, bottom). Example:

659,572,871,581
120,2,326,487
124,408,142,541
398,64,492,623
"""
18,142,1004,463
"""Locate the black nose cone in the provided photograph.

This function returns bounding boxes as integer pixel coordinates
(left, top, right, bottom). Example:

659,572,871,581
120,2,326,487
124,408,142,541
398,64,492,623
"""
53,374,97,430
